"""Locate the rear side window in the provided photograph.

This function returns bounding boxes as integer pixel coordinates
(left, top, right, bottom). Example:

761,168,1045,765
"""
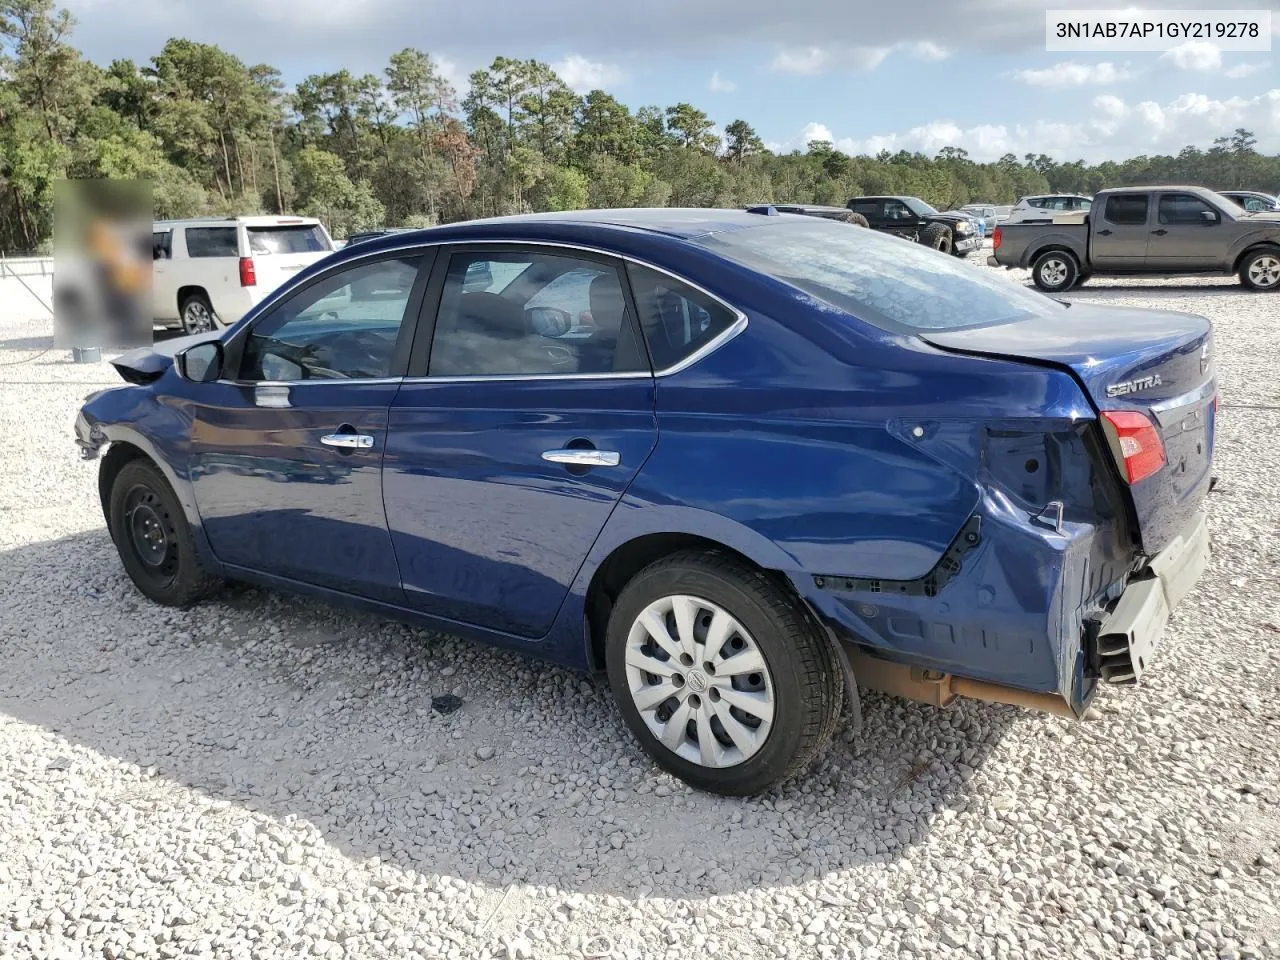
184,227,238,258
694,218,1062,333
152,231,171,260
1158,194,1217,225
1104,195,1149,225
849,200,879,216
626,265,739,371
248,224,331,255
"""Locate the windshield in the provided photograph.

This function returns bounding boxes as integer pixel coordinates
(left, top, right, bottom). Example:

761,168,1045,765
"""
910,198,940,215
693,217,1064,332
248,224,331,255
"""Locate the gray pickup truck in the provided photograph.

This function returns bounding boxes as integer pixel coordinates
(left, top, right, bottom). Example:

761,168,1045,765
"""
989,185,1280,293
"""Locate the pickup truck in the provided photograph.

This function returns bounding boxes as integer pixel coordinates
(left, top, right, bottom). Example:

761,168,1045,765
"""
989,185,1280,293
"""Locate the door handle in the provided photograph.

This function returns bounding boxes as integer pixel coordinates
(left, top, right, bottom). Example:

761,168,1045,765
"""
542,449,620,467
1151,228,1168,236
321,433,374,450
1097,229,1113,236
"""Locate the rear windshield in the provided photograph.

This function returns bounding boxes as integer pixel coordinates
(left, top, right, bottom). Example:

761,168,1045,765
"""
247,224,331,255
692,217,1063,332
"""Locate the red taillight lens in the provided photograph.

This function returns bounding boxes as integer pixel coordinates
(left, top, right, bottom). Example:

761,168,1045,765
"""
1102,410,1166,484
239,256,256,287
992,227,1002,250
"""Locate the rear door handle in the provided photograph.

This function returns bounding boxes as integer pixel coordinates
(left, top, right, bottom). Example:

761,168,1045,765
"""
321,433,374,449
542,449,620,467
1151,228,1168,236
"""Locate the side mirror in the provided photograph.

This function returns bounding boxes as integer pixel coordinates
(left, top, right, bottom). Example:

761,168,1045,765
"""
527,306,572,338
176,342,223,382
1200,209,1219,224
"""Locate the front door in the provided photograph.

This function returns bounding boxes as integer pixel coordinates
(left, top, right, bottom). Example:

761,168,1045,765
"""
187,251,430,603
1091,193,1152,268
1147,192,1227,270
383,245,658,638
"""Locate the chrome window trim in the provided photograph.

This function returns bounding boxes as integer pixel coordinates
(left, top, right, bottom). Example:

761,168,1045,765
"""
225,236,750,387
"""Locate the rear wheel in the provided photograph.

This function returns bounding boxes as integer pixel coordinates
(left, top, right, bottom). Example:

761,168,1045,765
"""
844,212,870,228
1239,249,1280,291
1031,250,1079,293
107,459,221,606
605,550,842,796
180,292,217,334
919,222,952,254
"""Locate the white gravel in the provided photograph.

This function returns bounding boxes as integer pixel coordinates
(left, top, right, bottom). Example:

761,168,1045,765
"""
2,257,1279,960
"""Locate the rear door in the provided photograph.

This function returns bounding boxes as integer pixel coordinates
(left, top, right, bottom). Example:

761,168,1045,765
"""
383,244,658,638
1091,193,1152,268
246,220,336,297
1147,192,1227,270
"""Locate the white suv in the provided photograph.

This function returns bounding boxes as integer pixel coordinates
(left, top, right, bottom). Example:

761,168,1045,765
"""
1003,194,1093,225
151,216,336,332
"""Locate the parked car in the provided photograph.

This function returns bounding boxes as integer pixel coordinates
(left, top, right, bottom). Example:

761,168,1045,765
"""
1004,194,1093,225
960,204,999,234
993,205,1014,224
152,216,336,333
78,208,1214,796
1218,191,1280,214
847,196,981,256
945,209,986,240
990,185,1280,292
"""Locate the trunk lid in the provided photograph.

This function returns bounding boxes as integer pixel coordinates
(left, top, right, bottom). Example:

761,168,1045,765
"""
921,303,1216,555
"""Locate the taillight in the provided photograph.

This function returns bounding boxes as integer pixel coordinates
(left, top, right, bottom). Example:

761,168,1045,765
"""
239,257,256,287
992,227,1002,250
1101,410,1166,484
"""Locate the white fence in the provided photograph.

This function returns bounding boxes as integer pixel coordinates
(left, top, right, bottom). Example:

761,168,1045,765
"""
0,257,55,322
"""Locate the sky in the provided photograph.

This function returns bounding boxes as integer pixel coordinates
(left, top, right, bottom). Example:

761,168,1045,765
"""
62,0,1280,163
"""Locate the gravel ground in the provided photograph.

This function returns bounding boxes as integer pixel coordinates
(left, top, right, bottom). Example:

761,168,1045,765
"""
1,257,1279,960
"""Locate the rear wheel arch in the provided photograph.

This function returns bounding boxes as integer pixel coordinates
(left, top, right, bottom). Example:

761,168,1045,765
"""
584,532,804,672
176,285,209,315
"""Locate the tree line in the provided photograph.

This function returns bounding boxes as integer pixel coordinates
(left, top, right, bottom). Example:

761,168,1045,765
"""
1,0,1277,254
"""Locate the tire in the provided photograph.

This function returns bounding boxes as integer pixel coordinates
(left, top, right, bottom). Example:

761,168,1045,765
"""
845,212,870,228
1031,250,1079,293
107,459,222,607
180,292,217,334
919,222,952,254
604,549,842,796
1238,248,1280,291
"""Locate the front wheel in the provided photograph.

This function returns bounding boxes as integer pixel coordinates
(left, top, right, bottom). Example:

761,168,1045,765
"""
1031,250,1079,292
919,222,953,254
605,550,842,796
1239,249,1280,291
107,459,222,606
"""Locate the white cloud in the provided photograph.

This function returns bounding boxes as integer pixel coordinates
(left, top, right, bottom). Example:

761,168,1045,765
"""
708,70,736,93
911,41,950,62
801,122,834,144
799,88,1280,162
550,54,626,92
771,46,831,74
1226,61,1270,79
1161,42,1222,72
1012,61,1134,88
770,44,890,74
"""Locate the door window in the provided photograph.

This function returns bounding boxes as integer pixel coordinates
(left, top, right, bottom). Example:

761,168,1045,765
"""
240,255,423,381
626,265,739,370
1103,195,1149,225
882,200,913,220
184,226,239,258
152,231,172,260
427,252,646,377
1158,194,1218,225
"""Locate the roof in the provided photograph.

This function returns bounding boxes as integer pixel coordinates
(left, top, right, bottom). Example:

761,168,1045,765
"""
153,215,325,227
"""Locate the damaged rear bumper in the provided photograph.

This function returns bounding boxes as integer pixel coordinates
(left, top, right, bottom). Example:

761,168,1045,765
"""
1096,509,1210,684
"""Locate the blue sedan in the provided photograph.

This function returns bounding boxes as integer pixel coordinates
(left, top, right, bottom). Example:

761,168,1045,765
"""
76,208,1215,795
